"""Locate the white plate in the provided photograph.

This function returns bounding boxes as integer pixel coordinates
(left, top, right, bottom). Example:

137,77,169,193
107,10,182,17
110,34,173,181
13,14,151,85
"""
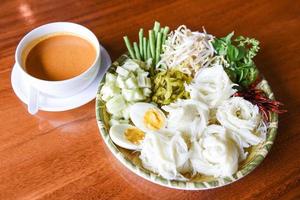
11,45,111,112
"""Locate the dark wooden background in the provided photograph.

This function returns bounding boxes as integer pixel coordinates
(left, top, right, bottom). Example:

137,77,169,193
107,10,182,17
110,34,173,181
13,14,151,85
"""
0,0,299,199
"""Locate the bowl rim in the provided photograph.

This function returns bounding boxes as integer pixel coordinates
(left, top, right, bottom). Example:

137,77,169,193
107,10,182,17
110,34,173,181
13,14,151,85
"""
95,54,279,190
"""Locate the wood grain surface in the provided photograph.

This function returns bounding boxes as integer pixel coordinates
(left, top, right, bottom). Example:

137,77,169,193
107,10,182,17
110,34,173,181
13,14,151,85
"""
0,0,299,199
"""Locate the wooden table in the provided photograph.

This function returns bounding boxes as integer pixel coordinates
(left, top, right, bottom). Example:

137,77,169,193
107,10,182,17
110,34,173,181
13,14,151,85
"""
0,0,299,199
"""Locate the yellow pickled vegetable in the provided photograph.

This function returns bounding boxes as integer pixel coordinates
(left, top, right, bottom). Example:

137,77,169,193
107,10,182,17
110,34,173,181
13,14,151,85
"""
152,69,192,105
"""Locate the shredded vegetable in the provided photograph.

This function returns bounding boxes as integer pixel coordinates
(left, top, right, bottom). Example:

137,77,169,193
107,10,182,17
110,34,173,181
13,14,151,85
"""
152,69,192,106
158,25,215,76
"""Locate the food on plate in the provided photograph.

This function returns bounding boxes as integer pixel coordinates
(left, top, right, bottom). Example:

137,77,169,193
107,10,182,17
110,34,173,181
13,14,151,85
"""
140,131,189,180
216,97,265,147
162,99,209,139
186,64,237,108
99,21,286,180
100,59,152,125
123,21,170,73
158,25,214,75
129,102,166,132
212,32,260,88
109,124,145,150
190,125,239,177
152,69,191,106
234,85,287,121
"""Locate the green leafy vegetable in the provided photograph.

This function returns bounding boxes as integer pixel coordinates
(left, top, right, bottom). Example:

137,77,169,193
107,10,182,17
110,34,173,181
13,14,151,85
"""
212,32,260,88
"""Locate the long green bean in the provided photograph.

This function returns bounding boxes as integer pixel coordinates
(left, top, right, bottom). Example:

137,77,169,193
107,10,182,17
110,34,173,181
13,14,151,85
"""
147,40,151,63
162,26,170,45
133,42,141,60
143,37,147,61
123,22,169,67
149,30,156,60
123,36,135,59
139,29,144,59
155,32,162,65
153,21,160,38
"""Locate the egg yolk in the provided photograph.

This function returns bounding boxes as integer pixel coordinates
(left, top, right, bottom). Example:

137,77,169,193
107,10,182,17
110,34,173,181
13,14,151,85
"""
124,128,145,144
143,109,164,131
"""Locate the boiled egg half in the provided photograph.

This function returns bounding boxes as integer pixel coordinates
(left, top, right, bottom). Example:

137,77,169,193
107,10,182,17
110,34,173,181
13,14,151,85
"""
130,103,166,132
109,124,145,150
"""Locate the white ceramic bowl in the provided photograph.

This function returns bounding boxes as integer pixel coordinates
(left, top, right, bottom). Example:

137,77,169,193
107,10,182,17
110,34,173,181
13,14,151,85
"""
15,22,101,98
